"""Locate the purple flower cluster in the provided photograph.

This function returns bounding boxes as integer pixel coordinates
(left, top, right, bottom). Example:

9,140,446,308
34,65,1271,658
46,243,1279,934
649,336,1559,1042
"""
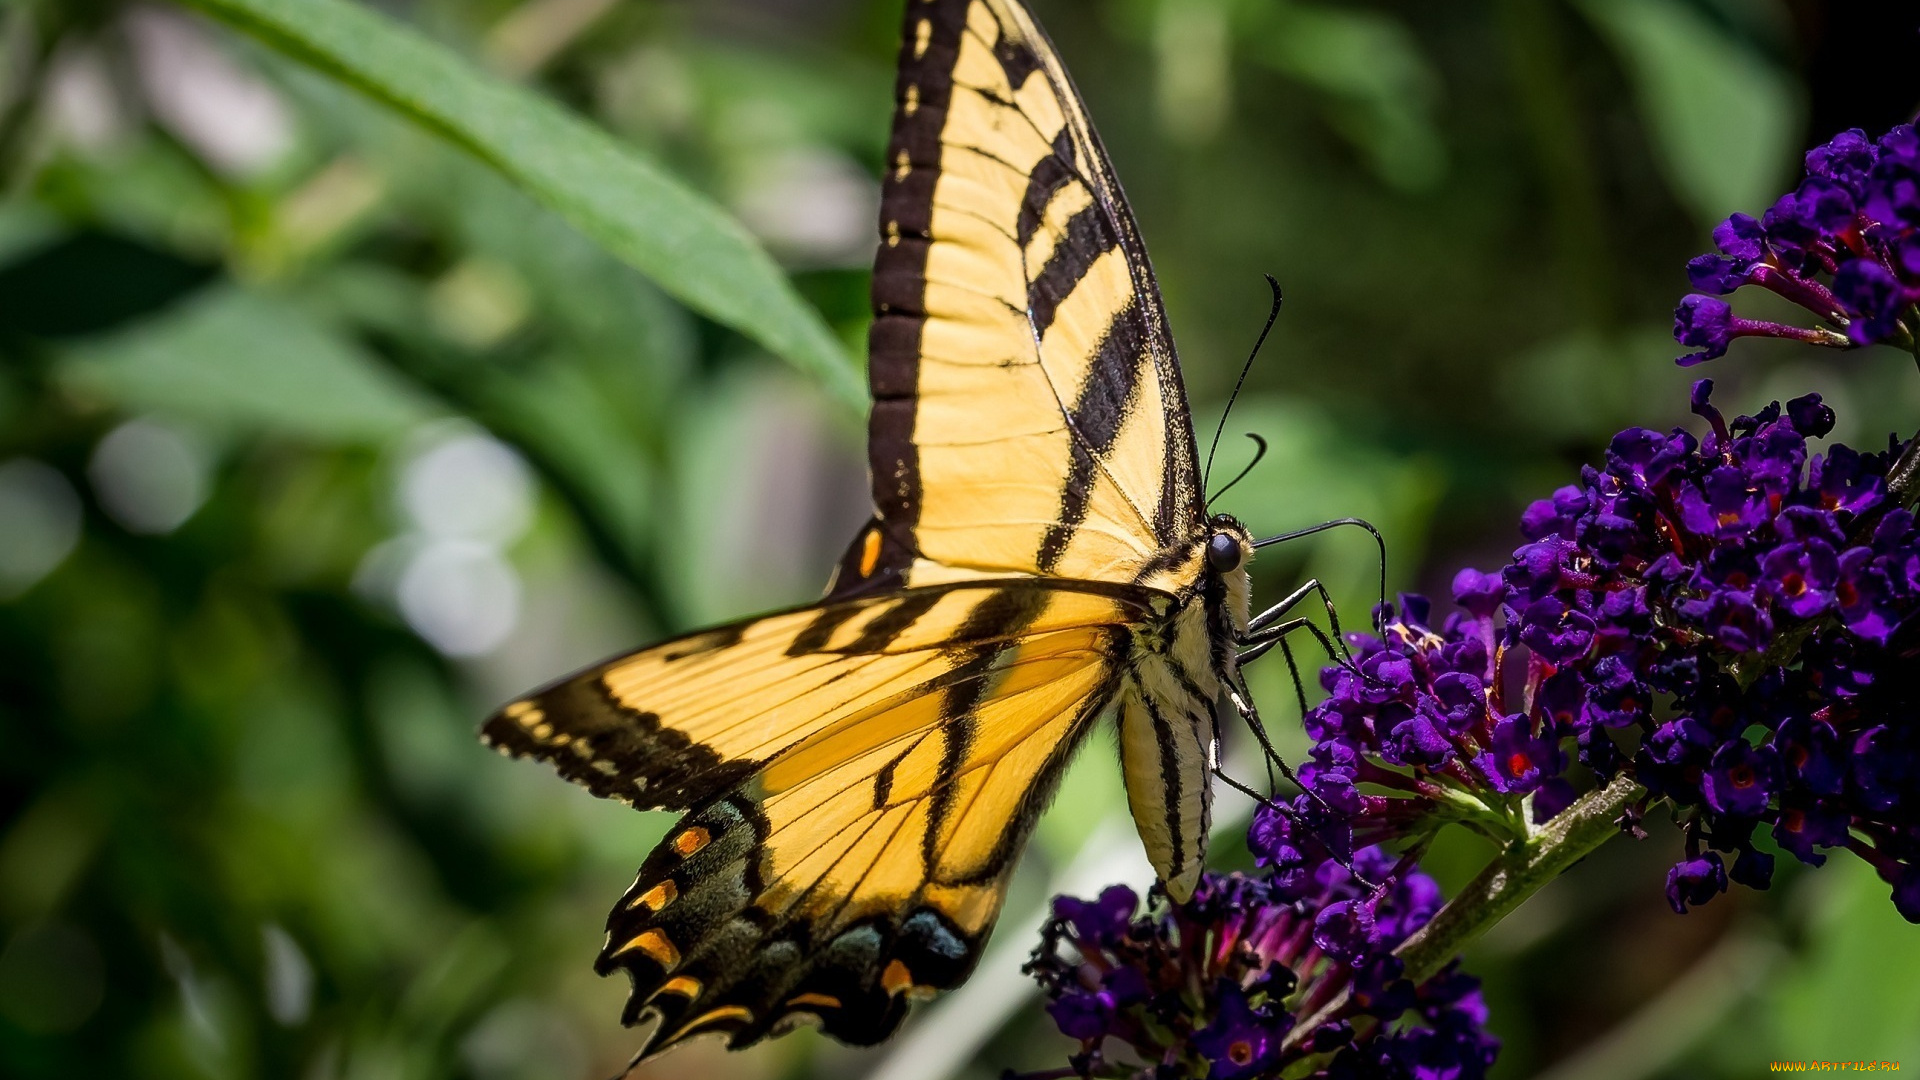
1674,125,1920,364
1256,382,1920,922
1025,847,1497,1080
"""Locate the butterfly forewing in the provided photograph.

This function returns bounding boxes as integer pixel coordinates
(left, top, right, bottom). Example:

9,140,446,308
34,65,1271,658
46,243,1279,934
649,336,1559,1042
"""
856,0,1205,597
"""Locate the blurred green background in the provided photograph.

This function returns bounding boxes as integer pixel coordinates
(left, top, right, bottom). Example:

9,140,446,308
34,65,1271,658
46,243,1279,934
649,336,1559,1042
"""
2,0,1917,1077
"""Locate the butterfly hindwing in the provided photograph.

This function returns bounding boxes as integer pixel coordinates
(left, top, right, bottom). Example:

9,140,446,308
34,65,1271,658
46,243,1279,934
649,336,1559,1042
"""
482,581,1157,1054
859,0,1205,596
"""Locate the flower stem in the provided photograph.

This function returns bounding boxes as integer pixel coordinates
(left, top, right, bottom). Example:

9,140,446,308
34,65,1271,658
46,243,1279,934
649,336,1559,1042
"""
1889,427,1920,512
1395,773,1643,984
1283,773,1643,1046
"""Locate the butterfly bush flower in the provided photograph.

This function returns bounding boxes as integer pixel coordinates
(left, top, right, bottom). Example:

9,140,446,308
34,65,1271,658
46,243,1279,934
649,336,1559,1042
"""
1257,381,1920,922
1025,847,1497,1079
1023,123,1920,1080
1673,125,1920,363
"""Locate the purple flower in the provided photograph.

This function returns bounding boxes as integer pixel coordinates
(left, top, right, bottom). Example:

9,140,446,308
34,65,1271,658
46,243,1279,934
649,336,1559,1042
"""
1731,846,1776,889
1763,176,1856,249
1666,854,1729,914
1773,802,1852,866
1606,428,1690,490
1759,540,1839,619
1713,212,1768,260
1532,778,1577,823
1669,124,1920,365
1389,709,1456,769
1832,259,1911,345
1863,126,1920,228
1788,393,1836,438
1478,715,1560,794
1450,568,1507,618
1836,547,1899,643
1701,741,1780,819
1028,850,1495,1079
1282,377,1920,927
1851,725,1914,814
1431,672,1488,735
1806,129,1877,189
1045,991,1113,1042
1516,596,1595,663
1678,465,1767,538
1192,983,1286,1080
1808,446,1885,515
1314,898,1378,964
1675,294,1736,365
1687,254,1754,295
1052,885,1137,946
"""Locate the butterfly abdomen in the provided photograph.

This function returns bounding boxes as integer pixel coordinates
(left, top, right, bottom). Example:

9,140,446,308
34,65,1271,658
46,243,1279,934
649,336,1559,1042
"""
1117,594,1223,902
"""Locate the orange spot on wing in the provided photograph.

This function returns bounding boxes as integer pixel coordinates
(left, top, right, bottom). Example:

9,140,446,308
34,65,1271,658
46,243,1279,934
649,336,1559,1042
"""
786,992,841,1010
882,959,914,996
673,1005,754,1038
654,975,702,999
859,528,883,577
630,880,677,912
612,929,680,968
674,827,710,857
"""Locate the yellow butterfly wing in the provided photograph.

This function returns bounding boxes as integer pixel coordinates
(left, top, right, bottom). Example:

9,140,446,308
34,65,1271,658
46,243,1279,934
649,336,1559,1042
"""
842,0,1206,600
482,581,1161,1054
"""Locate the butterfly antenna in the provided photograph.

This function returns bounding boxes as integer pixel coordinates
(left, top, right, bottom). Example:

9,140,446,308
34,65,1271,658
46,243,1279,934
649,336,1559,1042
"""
1206,433,1268,509
1202,275,1283,494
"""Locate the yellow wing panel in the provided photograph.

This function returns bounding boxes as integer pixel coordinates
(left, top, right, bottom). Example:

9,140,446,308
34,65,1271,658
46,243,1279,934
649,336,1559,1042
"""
859,0,1204,598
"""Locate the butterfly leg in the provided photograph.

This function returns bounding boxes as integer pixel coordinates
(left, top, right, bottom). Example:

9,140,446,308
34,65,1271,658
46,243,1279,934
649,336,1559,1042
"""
1249,516,1389,632
1226,615,1374,864
1214,649,1373,886
1226,614,1340,777
1242,573,1360,665
1238,610,1348,671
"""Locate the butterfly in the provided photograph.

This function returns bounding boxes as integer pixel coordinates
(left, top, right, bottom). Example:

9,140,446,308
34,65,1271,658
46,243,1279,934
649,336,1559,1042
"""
481,0,1335,1060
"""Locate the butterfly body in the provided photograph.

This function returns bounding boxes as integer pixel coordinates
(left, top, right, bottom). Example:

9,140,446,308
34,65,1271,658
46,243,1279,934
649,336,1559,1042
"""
483,0,1268,1060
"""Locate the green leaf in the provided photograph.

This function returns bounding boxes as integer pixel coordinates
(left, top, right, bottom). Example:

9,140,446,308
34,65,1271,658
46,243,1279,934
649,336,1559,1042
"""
1249,0,1446,191
1763,857,1920,1063
58,286,433,441
1575,0,1802,227
174,0,864,410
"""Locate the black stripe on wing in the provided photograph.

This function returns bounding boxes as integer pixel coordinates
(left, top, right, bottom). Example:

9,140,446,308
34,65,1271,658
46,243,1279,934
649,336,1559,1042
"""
865,1,972,584
1037,299,1153,573
984,0,1204,547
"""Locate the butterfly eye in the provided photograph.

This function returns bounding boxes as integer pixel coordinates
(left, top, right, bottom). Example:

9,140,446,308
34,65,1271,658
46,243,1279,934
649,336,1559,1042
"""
1206,532,1243,574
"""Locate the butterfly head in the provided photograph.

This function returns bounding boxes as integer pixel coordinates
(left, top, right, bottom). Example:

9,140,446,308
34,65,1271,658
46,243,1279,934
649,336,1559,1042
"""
1205,515,1251,574
1204,513,1254,631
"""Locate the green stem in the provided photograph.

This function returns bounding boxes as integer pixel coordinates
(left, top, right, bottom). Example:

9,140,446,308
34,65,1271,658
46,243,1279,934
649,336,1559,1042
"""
1889,427,1920,512
1285,773,1644,1046
1394,772,1643,985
